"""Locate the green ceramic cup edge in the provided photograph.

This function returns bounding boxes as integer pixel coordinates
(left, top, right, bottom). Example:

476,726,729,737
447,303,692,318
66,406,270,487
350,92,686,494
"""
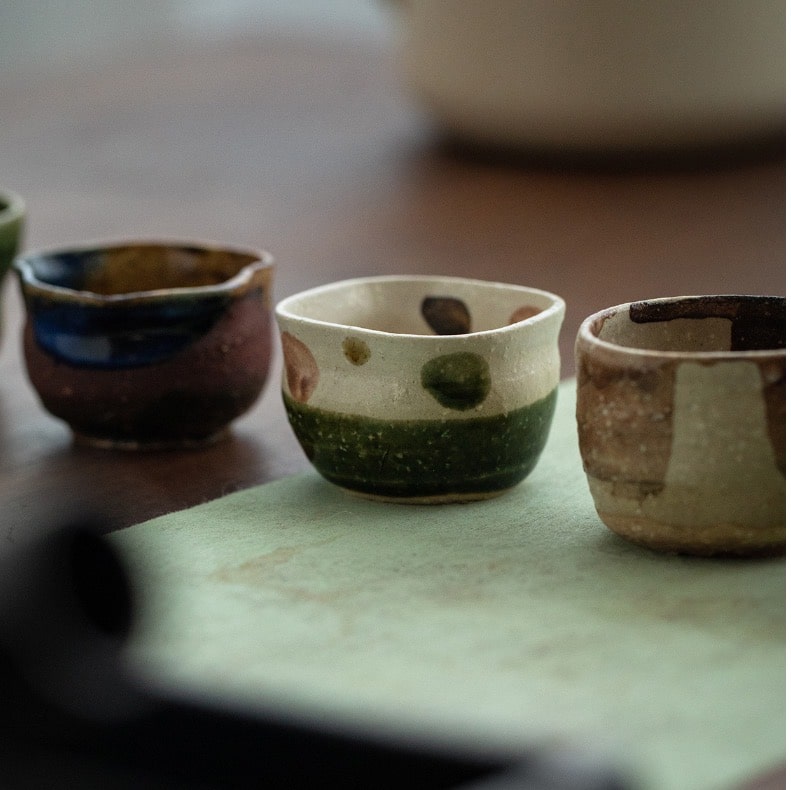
0,189,26,280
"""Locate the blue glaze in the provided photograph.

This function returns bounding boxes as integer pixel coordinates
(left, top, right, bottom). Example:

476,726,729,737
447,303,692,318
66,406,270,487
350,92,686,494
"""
27,249,105,290
28,295,228,369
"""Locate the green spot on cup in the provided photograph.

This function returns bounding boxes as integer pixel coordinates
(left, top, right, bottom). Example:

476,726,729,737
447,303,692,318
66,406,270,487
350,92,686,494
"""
421,351,491,410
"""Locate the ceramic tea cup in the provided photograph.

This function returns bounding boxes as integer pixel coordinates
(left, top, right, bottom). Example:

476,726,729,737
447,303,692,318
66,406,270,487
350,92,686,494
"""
575,295,785,556
275,275,565,502
0,189,26,337
14,240,274,448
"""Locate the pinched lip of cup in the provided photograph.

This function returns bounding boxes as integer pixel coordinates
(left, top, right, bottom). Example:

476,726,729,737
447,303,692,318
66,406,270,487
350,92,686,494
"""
575,294,785,556
577,294,785,360
14,240,272,303
15,240,275,449
15,240,274,369
275,274,563,335
275,275,565,502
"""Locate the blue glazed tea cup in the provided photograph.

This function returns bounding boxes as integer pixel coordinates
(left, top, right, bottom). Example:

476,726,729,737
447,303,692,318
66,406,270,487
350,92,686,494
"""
14,240,274,448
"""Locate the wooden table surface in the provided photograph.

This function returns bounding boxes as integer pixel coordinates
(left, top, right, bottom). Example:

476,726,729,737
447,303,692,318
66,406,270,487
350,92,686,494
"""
0,29,785,787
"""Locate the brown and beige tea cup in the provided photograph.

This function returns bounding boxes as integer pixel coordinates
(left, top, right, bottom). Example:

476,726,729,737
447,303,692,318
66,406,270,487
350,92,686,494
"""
575,295,784,557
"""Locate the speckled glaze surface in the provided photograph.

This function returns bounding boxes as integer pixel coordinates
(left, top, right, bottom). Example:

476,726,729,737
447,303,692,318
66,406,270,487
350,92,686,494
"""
576,295,785,556
0,189,25,338
275,275,565,502
15,241,274,448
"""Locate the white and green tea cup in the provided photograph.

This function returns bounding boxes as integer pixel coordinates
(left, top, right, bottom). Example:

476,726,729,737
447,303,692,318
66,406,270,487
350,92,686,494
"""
275,275,565,502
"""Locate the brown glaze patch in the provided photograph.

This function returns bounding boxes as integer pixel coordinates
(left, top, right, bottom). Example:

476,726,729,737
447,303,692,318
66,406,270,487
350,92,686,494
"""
576,348,676,495
508,304,543,324
85,245,260,295
421,295,471,335
342,336,371,366
758,358,786,475
281,331,319,403
629,295,785,352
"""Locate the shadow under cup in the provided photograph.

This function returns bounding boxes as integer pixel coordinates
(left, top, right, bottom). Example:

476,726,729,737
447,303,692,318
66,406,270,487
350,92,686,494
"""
576,295,785,557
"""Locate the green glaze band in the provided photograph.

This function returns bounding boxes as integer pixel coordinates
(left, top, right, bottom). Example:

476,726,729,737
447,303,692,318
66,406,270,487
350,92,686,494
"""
0,217,23,276
283,387,558,499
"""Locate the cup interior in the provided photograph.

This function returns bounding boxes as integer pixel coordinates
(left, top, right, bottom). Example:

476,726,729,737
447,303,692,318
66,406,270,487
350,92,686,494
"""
589,295,785,354
20,243,264,296
278,276,561,336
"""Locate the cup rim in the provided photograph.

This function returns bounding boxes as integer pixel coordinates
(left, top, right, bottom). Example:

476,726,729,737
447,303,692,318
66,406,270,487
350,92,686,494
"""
577,294,785,360
275,274,565,340
13,238,274,303
0,189,25,223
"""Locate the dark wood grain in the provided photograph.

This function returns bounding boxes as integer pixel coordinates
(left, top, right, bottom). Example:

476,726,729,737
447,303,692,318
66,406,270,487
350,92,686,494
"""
0,33,784,539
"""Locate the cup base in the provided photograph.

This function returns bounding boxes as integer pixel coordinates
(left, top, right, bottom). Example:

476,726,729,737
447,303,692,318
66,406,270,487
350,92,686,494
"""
72,428,230,451
597,510,785,558
339,485,511,505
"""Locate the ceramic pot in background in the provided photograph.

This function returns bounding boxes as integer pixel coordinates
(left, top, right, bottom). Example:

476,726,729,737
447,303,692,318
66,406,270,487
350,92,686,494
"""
276,275,565,502
15,240,274,449
392,0,784,154
575,295,785,556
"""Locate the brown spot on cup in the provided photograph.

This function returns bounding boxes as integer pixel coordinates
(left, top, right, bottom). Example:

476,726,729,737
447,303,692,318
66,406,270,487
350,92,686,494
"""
342,336,371,366
509,304,543,324
421,295,471,334
281,331,319,402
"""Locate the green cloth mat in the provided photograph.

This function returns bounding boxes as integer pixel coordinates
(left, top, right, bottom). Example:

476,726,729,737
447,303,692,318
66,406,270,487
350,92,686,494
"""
114,380,785,790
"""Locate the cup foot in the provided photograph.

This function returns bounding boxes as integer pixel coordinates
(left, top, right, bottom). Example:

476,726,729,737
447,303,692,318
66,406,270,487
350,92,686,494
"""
72,428,230,451
339,485,510,505
598,511,785,558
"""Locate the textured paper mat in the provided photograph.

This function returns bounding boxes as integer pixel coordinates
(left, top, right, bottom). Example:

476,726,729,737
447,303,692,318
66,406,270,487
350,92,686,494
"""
114,381,785,790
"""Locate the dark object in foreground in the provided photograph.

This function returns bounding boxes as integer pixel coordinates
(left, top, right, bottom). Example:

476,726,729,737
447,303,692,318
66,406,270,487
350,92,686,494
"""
0,519,631,789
